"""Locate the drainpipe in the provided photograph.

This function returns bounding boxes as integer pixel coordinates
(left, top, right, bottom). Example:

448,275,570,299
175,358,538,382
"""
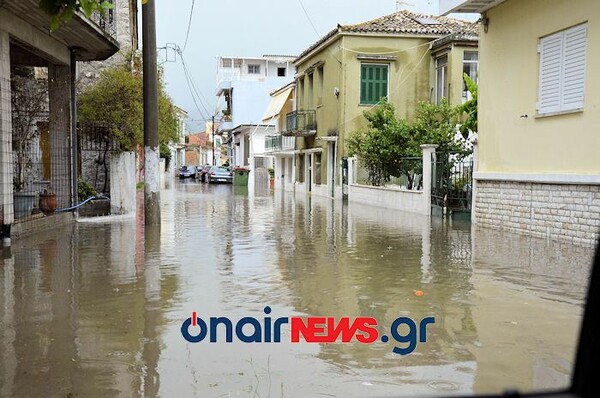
70,49,79,216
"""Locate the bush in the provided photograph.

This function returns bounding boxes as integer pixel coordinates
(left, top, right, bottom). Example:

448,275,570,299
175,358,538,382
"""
78,180,97,201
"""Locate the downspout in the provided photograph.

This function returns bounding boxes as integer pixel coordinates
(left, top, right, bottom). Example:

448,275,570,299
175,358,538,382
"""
70,48,79,216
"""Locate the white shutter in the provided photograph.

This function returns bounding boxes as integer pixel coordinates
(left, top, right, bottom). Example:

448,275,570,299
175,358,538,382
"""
561,24,587,111
538,23,587,115
538,32,563,114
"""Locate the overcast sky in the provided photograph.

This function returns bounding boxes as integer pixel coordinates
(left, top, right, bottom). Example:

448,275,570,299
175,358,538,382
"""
154,0,473,131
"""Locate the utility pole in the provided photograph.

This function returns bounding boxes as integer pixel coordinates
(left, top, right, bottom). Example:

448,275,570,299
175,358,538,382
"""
212,115,215,166
142,0,160,226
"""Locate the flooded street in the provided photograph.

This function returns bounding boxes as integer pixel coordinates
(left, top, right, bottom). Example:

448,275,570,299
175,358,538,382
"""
0,180,594,397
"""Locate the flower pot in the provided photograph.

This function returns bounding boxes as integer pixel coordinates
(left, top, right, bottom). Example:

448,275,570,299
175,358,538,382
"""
13,193,36,219
269,178,275,189
39,193,57,215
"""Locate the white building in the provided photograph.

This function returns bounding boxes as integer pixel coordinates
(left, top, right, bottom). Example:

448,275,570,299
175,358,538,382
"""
215,55,295,191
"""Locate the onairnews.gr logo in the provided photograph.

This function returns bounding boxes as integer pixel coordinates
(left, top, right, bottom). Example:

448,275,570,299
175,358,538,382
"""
181,306,435,355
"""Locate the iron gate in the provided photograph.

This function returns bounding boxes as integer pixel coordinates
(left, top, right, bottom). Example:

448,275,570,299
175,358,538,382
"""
431,151,473,216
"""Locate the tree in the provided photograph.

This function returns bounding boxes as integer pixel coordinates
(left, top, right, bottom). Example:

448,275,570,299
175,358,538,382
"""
458,73,478,138
78,62,180,151
38,0,113,31
347,99,467,187
347,100,413,186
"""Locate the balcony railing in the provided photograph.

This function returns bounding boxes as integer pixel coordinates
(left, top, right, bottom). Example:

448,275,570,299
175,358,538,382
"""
265,134,295,153
283,110,317,137
90,0,117,38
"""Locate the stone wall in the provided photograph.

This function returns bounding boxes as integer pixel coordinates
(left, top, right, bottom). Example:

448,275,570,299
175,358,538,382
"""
475,180,600,247
78,0,136,85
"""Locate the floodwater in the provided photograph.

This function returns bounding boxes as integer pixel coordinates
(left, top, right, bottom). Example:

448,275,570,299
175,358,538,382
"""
0,179,594,397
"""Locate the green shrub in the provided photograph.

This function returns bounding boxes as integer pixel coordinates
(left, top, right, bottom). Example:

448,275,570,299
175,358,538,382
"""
78,180,97,201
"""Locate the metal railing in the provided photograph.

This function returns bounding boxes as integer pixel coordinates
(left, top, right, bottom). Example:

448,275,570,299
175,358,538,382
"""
431,151,473,213
90,0,117,38
284,110,316,136
355,157,424,189
265,134,295,153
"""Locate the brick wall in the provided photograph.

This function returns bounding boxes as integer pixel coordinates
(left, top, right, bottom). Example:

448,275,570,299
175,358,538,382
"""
475,180,600,247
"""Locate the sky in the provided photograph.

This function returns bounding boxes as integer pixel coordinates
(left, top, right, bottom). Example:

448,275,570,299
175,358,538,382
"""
154,0,472,131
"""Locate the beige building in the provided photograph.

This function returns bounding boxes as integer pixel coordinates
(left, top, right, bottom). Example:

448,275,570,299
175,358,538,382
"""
276,10,478,199
442,0,600,246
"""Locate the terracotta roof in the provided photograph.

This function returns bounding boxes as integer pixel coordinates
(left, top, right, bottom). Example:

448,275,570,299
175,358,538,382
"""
187,132,210,147
343,10,478,36
295,10,479,63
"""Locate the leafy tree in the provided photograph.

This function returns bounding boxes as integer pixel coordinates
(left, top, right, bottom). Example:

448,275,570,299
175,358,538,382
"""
347,101,412,186
38,0,114,31
412,99,463,154
78,62,180,151
347,98,467,187
458,73,478,138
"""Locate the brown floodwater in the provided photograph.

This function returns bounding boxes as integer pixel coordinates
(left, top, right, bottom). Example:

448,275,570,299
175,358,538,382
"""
0,179,594,397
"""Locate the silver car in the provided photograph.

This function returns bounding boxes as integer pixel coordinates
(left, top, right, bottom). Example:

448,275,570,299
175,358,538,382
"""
207,166,233,184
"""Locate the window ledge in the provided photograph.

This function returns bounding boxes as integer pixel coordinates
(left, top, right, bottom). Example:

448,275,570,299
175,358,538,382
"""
535,108,583,119
356,55,397,62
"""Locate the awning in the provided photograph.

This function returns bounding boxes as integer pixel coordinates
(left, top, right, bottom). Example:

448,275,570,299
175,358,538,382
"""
261,86,294,123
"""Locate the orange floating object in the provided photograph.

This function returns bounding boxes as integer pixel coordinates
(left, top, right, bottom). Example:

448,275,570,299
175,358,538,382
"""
414,290,425,297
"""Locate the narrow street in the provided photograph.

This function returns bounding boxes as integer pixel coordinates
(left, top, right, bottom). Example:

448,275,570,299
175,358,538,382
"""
0,180,594,397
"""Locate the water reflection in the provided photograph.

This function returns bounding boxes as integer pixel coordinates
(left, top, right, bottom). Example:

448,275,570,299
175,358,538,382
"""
0,180,594,397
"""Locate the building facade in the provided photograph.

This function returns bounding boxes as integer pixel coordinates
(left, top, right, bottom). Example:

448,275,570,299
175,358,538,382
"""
442,0,599,246
215,55,295,189
289,10,478,199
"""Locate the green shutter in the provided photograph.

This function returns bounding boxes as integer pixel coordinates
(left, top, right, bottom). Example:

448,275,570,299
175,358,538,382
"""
360,64,388,105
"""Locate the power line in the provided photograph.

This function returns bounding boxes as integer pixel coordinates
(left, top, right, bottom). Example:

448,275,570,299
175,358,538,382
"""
182,0,195,52
297,0,320,38
178,51,212,117
178,54,210,121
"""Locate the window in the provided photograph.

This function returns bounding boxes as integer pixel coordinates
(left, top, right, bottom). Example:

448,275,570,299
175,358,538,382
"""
277,67,286,77
360,64,388,105
538,23,588,115
297,76,304,109
435,54,448,104
317,65,324,106
463,51,478,99
248,64,260,74
307,72,314,109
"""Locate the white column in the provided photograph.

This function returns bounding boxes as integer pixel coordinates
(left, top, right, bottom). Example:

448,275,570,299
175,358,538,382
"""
420,144,438,216
471,138,478,223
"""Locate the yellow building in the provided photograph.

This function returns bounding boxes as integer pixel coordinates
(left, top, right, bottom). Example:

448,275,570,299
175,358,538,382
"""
442,0,600,246
276,10,478,199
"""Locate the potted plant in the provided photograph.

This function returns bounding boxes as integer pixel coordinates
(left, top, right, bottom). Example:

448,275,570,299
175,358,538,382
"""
11,68,47,218
222,108,232,121
268,167,275,189
39,188,57,215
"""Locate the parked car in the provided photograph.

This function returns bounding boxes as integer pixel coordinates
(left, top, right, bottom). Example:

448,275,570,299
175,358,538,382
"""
178,165,197,179
206,166,233,184
196,164,212,182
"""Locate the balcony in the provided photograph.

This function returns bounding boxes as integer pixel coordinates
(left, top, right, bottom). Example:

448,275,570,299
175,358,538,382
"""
265,134,295,153
0,0,119,61
90,0,117,39
282,110,317,137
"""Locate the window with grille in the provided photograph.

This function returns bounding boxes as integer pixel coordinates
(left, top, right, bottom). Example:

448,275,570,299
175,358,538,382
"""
360,64,389,105
248,64,260,74
537,23,587,115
